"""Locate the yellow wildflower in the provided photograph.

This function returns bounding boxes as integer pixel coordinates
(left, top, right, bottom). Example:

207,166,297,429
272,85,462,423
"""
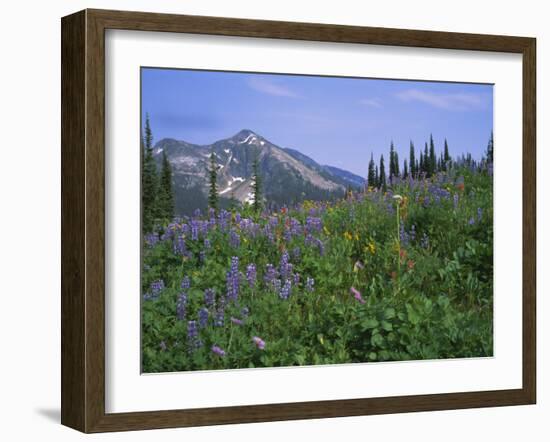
368,241,376,254
344,231,353,241
323,226,331,235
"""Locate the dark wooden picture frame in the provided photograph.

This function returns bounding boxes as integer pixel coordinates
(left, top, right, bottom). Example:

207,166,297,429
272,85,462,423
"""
61,8,536,433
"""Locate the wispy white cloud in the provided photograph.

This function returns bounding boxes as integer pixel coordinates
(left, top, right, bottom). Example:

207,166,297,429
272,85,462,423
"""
247,77,300,98
395,89,487,111
359,98,382,108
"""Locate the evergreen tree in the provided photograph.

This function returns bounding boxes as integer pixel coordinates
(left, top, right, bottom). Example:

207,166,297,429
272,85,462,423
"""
379,154,387,191
429,134,436,176
389,142,396,181
403,159,408,178
367,153,376,187
252,149,262,213
486,132,494,163
142,113,158,233
158,150,174,222
208,149,219,213
375,165,379,188
409,141,416,178
443,138,451,170
419,152,424,176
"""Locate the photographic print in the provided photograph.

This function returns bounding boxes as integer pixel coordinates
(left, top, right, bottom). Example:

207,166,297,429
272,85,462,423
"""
140,68,494,373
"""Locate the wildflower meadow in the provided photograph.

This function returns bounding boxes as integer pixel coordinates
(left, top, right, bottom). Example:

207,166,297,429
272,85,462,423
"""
141,162,493,373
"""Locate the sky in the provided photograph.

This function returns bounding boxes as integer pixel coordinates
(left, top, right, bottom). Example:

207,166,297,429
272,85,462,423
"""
141,68,493,177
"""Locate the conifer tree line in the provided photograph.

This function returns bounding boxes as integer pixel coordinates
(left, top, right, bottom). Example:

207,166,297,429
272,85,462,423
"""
142,114,175,233
366,133,493,190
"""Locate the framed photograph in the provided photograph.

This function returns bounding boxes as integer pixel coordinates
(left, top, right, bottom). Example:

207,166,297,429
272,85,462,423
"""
61,9,536,432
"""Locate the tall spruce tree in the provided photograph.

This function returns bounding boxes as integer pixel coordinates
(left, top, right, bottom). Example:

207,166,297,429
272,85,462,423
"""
379,154,387,191
158,150,174,222
403,159,408,178
208,149,219,213
142,114,158,233
486,132,494,163
367,153,376,188
429,134,436,176
375,165,379,188
389,142,396,182
443,138,450,171
409,141,416,178
252,149,262,213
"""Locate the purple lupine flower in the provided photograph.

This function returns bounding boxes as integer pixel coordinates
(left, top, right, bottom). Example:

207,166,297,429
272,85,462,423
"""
273,279,282,293
230,317,244,326
230,229,240,248
181,276,190,290
468,217,475,225
204,239,211,249
350,287,365,304
246,263,256,287
279,279,292,300
190,220,199,241
193,208,202,218
453,193,459,209
176,292,187,320
305,217,322,232
252,336,265,350
317,239,325,256
226,256,240,302
187,321,202,349
410,224,416,241
292,247,301,261
279,251,291,279
293,273,300,285
306,277,315,292
477,207,483,221
204,288,215,308
264,264,277,284
214,308,225,327
173,236,186,255
150,280,165,298
198,307,209,328
211,345,226,357
144,233,159,247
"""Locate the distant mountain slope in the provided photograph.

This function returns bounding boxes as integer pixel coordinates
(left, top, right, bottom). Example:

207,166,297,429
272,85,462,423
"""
322,165,365,189
153,129,363,215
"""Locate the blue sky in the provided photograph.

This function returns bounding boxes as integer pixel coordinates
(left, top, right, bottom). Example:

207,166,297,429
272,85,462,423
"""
141,68,493,177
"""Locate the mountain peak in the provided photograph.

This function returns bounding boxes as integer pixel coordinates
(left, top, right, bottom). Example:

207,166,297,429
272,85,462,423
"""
234,128,257,138
229,129,266,147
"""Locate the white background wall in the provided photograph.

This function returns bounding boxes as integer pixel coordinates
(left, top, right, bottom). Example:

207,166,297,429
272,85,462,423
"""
0,0,547,440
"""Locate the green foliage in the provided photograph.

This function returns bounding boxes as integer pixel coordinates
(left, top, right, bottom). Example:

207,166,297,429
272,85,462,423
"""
157,151,175,223
379,154,387,191
141,164,493,372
